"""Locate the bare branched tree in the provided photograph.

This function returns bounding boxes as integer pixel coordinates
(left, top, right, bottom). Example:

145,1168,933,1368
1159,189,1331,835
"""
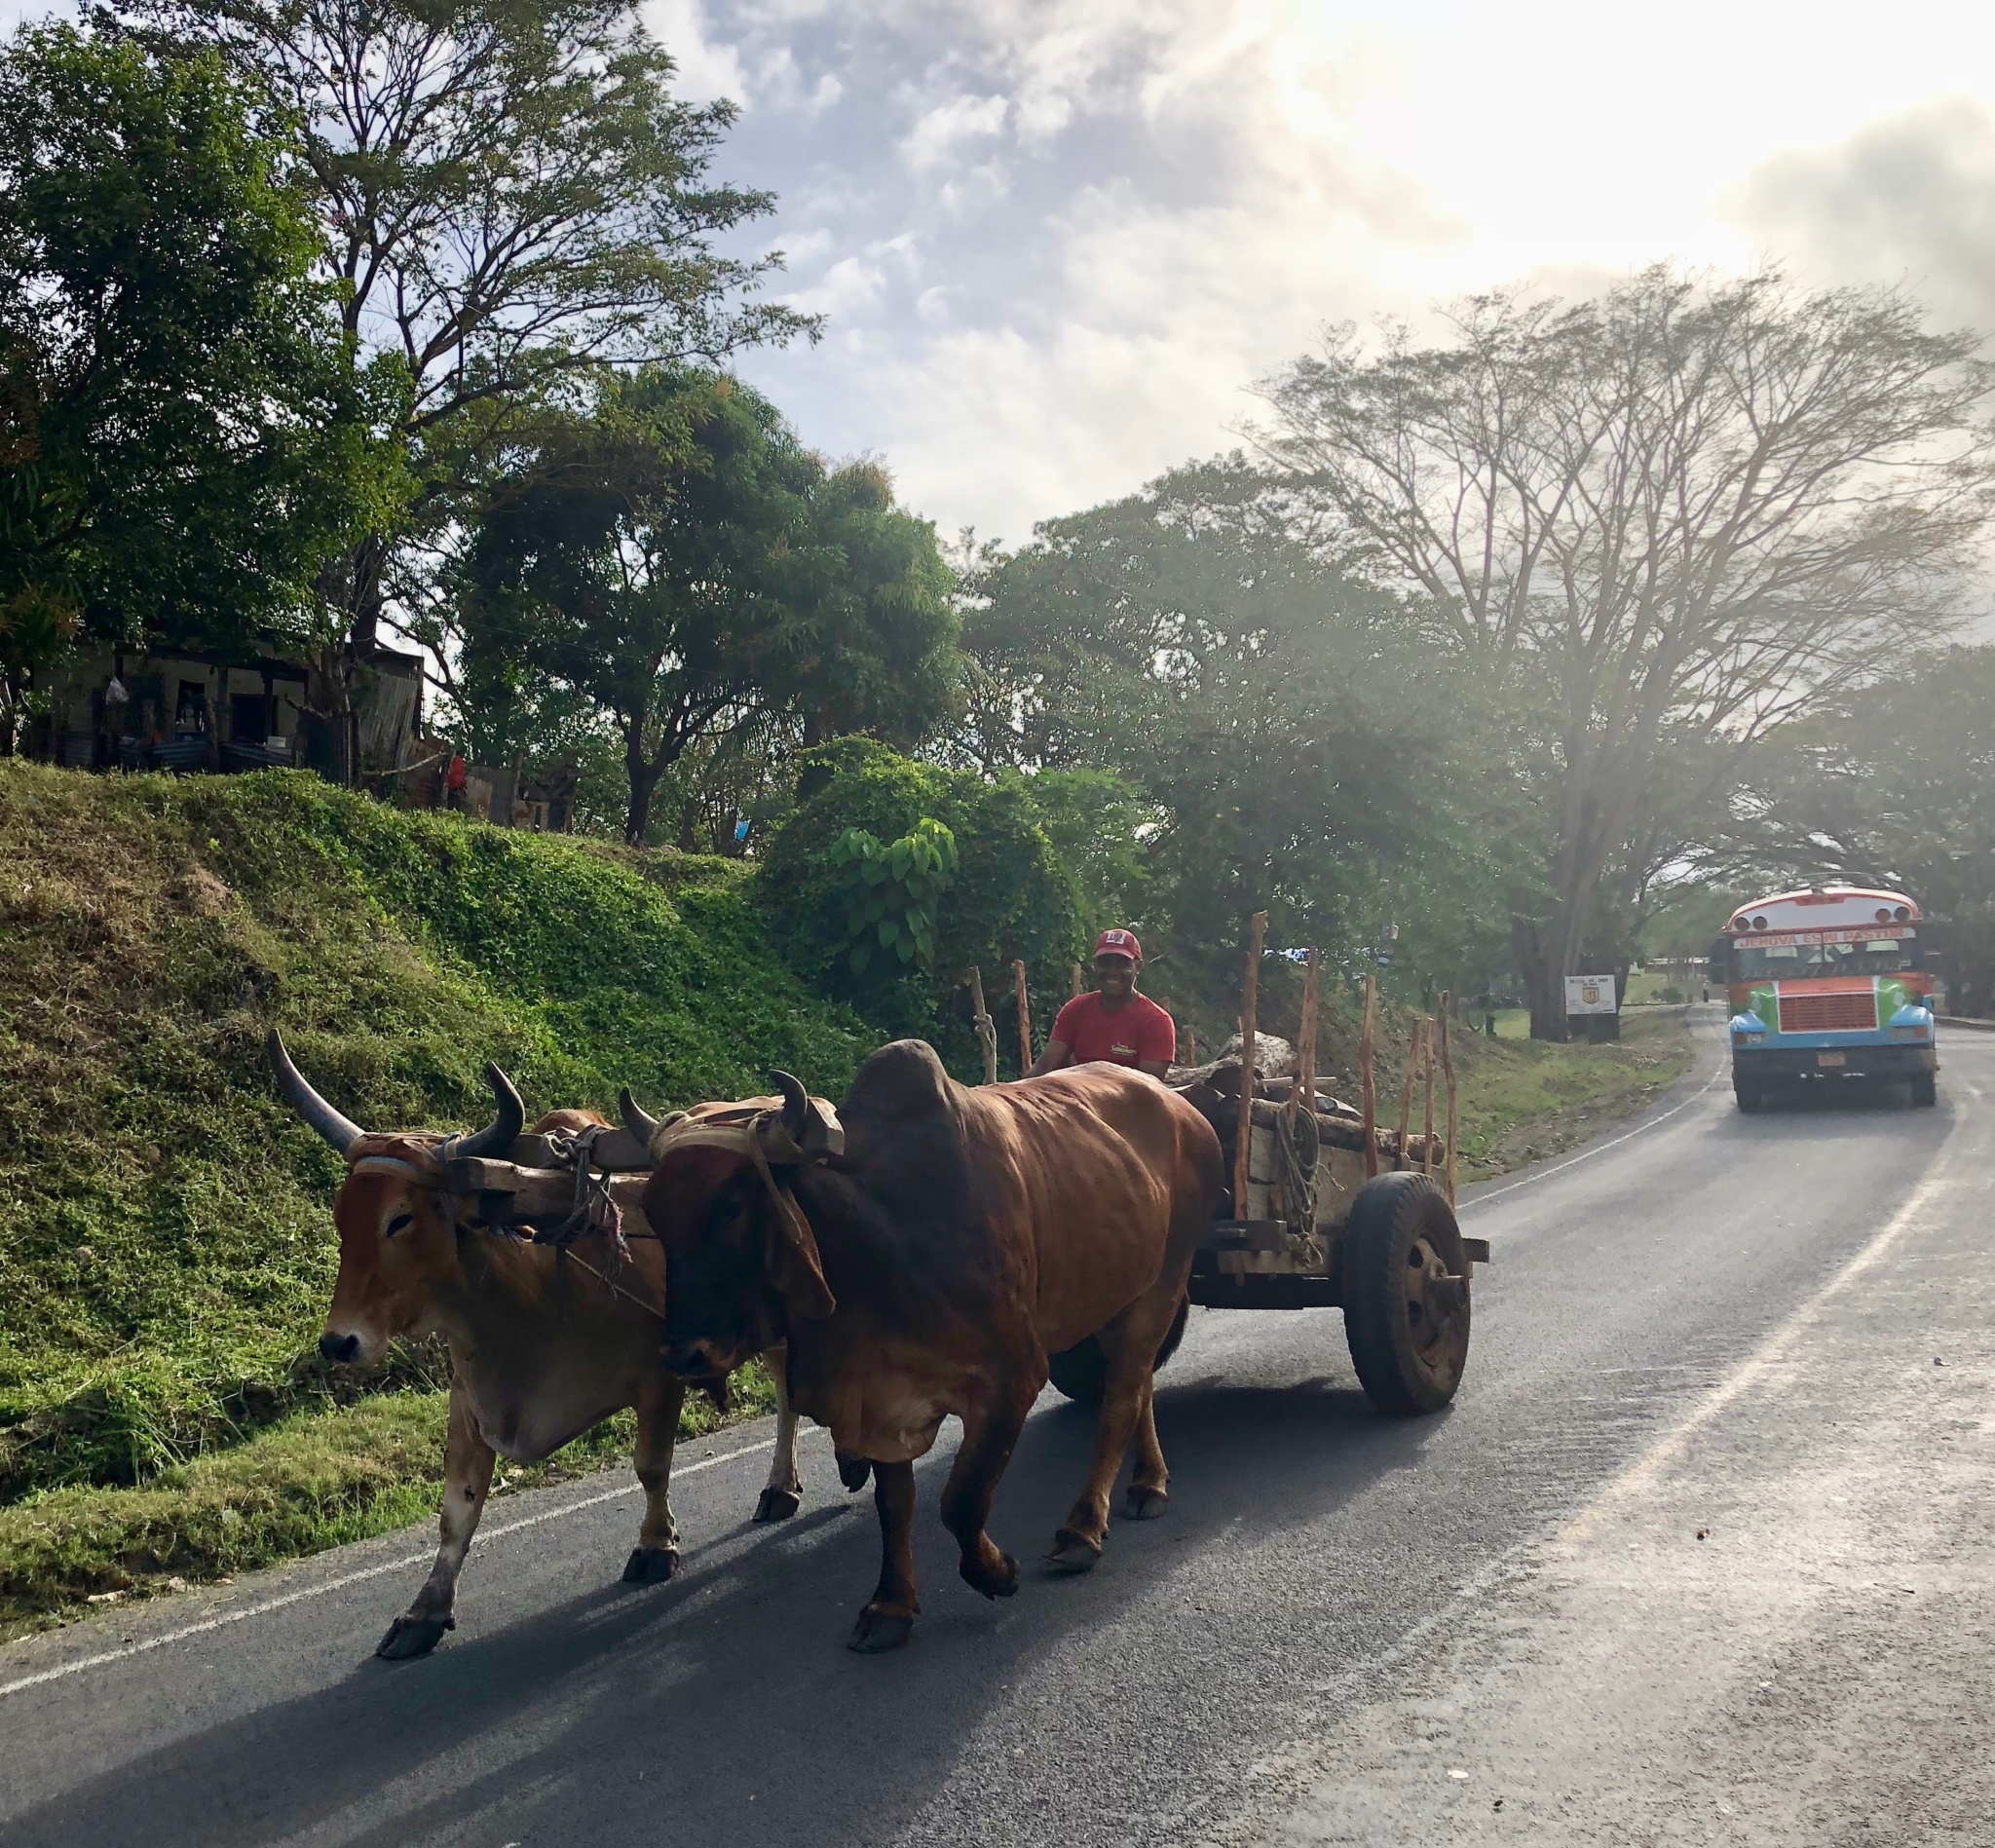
1256,266,1995,1036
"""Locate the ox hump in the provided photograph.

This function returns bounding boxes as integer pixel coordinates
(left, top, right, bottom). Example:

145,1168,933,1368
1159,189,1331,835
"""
845,1039,956,1125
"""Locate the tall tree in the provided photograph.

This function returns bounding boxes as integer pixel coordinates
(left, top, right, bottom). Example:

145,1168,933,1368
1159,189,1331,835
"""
0,21,388,743
120,0,815,666
461,370,956,845
964,459,1499,999
1257,268,1995,1036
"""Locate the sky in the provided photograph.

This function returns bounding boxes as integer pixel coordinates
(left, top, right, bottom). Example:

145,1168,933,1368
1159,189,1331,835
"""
14,0,1995,544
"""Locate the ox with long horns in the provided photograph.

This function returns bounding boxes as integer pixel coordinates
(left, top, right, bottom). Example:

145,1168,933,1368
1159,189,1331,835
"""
273,1032,805,1659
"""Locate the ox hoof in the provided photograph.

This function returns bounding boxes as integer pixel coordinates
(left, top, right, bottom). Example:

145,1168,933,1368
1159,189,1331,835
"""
1123,1485,1170,1521
621,1545,680,1585
960,1550,1020,1602
836,1452,873,1493
1043,1529,1103,1575
376,1614,452,1660
753,1487,802,1524
847,1606,915,1653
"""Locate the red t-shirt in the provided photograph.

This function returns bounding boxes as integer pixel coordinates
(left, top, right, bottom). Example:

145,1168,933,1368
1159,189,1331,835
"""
1050,992,1177,1069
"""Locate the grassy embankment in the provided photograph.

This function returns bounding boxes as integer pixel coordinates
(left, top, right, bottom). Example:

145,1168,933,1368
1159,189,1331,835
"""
0,763,1693,1638
0,763,874,1637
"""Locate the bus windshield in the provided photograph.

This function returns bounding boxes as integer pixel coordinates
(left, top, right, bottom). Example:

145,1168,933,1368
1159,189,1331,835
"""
1733,936,1919,980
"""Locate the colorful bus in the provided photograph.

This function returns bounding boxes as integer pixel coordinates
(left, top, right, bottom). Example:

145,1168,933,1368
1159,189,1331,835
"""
1710,887,1938,1113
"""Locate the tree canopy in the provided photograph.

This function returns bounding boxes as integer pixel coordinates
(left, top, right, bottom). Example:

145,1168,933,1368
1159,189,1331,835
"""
0,23,390,674
1257,268,1995,1034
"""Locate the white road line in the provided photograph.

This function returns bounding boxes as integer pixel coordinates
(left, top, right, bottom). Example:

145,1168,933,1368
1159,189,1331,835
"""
1463,1051,1729,1214
0,1437,774,1702
1563,1137,1962,1539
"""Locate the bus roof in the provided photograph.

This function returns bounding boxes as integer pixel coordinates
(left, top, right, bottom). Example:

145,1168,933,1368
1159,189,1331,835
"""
1725,887,1920,935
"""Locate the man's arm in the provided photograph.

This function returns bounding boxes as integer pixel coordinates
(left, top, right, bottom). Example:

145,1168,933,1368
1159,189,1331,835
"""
1028,1037,1074,1078
1135,1005,1177,1080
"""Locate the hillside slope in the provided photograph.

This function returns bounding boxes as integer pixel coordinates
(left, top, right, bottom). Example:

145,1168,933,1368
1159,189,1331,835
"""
0,764,874,1503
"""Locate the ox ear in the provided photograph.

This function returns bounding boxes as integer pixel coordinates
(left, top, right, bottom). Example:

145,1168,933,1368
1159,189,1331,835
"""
765,1184,835,1321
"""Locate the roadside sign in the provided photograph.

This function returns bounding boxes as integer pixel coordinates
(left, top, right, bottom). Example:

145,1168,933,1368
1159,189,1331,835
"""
1564,974,1617,1016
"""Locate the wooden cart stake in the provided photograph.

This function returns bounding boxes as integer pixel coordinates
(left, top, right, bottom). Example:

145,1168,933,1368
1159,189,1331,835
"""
1396,1019,1420,1171
966,966,998,1086
1360,975,1378,1179
1296,948,1321,1117
1421,1015,1436,1176
1233,911,1267,1218
1439,992,1458,1205
1010,960,1033,1078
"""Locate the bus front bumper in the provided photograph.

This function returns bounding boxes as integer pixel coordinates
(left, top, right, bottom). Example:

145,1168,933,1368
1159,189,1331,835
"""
1733,1043,1938,1081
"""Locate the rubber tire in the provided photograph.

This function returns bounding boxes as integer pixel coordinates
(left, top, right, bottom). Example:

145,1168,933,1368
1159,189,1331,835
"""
1340,1171,1471,1415
1046,1297,1190,1406
1735,1079,1765,1113
1910,1071,1938,1108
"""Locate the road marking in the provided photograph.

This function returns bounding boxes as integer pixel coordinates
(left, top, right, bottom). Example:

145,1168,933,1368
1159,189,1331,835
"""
0,1437,775,1702
1562,1146,1959,1540
1464,1051,1729,1214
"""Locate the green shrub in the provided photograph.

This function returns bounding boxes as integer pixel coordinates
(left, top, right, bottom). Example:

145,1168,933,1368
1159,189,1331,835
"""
757,739,1086,1052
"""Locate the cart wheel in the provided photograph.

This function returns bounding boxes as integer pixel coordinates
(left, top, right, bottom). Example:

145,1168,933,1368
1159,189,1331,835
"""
1046,1298,1190,1406
1341,1172,1471,1414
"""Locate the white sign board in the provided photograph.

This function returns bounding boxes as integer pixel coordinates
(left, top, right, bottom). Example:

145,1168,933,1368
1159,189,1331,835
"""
1564,974,1617,1016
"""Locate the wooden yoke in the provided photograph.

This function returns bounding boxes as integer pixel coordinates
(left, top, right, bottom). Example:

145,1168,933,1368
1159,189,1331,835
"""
1234,911,1267,1216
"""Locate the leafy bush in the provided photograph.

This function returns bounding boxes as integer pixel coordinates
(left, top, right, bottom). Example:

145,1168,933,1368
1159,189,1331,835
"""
829,818,958,975
758,739,1086,1049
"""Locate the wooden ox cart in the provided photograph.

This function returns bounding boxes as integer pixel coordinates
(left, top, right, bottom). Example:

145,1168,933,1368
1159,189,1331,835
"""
1043,914,1488,1415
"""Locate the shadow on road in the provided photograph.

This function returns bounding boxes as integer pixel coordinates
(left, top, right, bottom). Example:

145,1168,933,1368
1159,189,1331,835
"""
0,1371,1444,1848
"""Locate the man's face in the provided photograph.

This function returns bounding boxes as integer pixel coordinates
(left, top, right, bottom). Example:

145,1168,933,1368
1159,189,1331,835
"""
1095,953,1137,999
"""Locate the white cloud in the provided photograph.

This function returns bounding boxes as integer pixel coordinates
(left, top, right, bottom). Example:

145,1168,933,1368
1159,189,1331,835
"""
899,93,1009,172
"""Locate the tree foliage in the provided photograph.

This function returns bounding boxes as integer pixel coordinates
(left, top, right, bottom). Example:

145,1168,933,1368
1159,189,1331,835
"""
961,459,1503,1006
758,739,1085,1047
121,0,816,649
458,369,958,844
1722,647,1995,1015
0,23,391,680
1257,267,1995,1035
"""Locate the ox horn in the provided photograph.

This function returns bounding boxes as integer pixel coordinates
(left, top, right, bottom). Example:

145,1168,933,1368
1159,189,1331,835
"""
269,1030,362,1155
767,1070,809,1145
452,1063,525,1160
620,1087,662,1148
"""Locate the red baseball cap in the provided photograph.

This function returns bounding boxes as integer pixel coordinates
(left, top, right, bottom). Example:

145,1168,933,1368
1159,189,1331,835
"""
1093,928,1142,963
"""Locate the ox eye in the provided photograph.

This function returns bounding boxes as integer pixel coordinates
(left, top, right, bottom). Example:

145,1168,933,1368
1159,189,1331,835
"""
385,1213,415,1238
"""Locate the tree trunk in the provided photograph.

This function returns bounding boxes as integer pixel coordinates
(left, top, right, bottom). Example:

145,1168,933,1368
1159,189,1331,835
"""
624,746,660,847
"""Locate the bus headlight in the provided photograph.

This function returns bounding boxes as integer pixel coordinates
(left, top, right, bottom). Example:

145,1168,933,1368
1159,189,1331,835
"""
1735,1032,1767,1046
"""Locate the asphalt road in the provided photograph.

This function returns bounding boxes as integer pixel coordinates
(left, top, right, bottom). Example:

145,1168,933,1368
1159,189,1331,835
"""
4,1012,1990,1847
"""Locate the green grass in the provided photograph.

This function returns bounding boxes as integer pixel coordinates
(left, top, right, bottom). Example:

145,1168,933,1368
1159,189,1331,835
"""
0,1361,774,1641
0,762,876,1628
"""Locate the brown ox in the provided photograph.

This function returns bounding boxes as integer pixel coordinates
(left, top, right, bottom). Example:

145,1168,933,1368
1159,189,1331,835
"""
626,1040,1224,1652
272,1033,805,1659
